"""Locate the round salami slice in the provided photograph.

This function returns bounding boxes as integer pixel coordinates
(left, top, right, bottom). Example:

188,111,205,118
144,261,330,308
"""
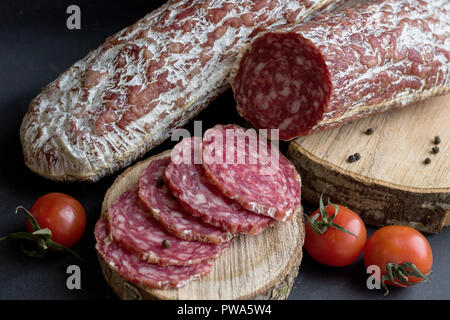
106,185,231,266
95,218,213,289
165,137,275,234
139,155,233,244
232,32,331,141
202,124,302,221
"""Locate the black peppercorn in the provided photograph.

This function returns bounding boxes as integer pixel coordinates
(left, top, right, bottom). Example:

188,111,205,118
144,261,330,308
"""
432,146,440,154
433,136,441,145
156,179,165,187
162,239,171,248
424,158,431,164
365,128,374,135
348,153,361,163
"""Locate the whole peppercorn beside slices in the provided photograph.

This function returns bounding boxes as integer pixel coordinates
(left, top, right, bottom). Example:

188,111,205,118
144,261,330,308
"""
162,239,171,248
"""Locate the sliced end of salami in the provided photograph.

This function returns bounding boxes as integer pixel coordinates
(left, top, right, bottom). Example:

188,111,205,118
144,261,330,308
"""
106,185,231,266
165,137,275,235
202,124,302,221
138,154,233,244
231,32,332,140
94,218,213,289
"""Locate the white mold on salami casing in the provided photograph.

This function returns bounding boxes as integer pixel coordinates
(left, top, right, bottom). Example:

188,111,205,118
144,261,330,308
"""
231,0,450,140
20,0,345,182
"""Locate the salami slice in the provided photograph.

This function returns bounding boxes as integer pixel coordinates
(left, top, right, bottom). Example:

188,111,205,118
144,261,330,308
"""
106,185,231,266
165,137,275,234
202,124,302,221
231,0,450,140
138,155,233,244
94,218,213,289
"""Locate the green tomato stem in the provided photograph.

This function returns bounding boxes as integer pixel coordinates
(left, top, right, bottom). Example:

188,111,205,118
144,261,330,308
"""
0,206,82,260
382,262,431,295
306,191,358,238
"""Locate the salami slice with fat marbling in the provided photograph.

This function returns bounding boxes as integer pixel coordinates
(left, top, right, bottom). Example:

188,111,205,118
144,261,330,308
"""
165,137,275,234
138,155,233,244
231,0,450,140
95,218,213,289
106,185,231,266
202,124,302,221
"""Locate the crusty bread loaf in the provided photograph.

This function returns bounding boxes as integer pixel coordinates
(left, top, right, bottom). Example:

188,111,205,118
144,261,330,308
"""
20,0,343,182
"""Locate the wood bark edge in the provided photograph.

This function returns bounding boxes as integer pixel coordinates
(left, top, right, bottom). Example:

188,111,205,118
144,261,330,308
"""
288,141,450,234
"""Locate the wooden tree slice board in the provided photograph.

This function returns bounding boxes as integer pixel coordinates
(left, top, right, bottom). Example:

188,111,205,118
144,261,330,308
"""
288,94,450,234
98,151,305,300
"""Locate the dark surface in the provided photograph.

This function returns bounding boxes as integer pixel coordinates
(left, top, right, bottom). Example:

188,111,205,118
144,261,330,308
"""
0,0,448,300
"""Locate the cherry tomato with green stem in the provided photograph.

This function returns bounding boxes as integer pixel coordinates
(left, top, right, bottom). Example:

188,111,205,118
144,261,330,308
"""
26,192,86,248
364,225,432,294
305,196,367,267
1,193,86,259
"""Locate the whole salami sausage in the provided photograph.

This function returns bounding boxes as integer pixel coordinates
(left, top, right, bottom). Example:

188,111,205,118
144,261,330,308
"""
20,0,345,182
138,153,233,244
165,137,275,234
231,0,450,140
202,124,302,221
95,218,213,289
106,185,231,266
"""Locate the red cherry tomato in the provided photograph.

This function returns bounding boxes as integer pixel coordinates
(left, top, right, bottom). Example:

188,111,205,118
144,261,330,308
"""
305,204,367,267
26,193,86,248
364,225,432,287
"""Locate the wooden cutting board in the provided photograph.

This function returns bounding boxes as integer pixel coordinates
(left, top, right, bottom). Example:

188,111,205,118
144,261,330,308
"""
98,151,305,300
288,94,450,234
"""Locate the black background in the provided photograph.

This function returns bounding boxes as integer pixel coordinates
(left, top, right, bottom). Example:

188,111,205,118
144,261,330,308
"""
0,0,448,300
